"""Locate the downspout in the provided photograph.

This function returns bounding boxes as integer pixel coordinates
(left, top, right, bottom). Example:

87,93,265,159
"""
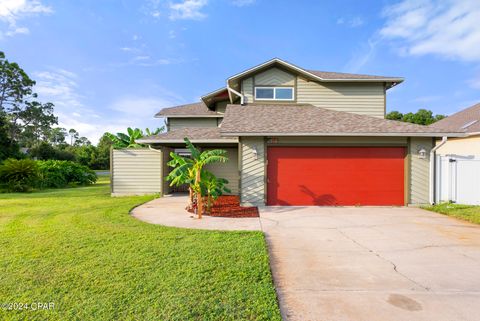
429,136,447,204
148,144,162,153
227,86,245,105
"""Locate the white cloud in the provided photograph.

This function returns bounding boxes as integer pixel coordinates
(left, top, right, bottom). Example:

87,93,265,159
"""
33,69,83,109
169,0,207,21
0,0,52,38
231,0,255,7
337,16,364,28
120,47,140,53
380,0,480,62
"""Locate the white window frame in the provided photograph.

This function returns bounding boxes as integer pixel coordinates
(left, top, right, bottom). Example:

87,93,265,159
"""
254,86,295,101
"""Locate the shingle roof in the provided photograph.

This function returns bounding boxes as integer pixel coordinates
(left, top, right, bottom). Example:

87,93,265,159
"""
220,104,463,137
155,102,222,117
306,70,400,80
137,127,237,143
429,103,480,133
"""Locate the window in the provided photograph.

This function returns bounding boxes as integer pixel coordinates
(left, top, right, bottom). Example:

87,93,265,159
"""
254,87,294,101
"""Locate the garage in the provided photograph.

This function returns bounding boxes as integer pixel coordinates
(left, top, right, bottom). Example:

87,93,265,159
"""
267,147,406,206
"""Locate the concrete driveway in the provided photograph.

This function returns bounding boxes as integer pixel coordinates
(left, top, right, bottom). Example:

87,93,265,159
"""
260,206,480,321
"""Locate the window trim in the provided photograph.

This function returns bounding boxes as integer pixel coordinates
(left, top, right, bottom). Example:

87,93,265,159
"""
254,86,295,101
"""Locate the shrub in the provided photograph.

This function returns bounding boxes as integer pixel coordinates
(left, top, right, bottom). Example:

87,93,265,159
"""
0,159,39,192
37,160,97,188
29,142,76,161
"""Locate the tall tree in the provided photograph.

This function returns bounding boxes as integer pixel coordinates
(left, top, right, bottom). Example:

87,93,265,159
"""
0,51,36,112
0,113,19,161
75,136,91,146
68,128,79,146
49,127,67,145
0,51,58,148
9,101,57,145
96,133,113,169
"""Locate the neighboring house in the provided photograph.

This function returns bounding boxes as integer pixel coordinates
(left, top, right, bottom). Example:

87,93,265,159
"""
429,103,480,156
113,58,463,206
429,103,480,205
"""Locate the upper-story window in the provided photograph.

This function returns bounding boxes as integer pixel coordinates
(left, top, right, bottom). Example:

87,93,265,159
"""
254,87,294,101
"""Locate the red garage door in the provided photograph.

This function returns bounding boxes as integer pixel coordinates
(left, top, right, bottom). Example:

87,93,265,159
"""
267,147,405,206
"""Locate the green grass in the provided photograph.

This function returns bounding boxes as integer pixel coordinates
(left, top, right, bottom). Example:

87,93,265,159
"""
424,203,480,224
0,177,280,321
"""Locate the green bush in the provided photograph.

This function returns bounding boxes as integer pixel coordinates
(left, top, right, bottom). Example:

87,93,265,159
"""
37,160,97,188
29,142,76,161
0,159,39,192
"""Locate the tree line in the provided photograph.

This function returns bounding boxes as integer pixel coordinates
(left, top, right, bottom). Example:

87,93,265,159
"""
0,51,163,170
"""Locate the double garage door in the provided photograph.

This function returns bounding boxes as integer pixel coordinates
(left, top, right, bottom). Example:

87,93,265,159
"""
267,147,406,206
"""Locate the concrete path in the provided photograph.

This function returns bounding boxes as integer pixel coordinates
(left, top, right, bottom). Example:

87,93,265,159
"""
260,206,480,321
131,195,262,231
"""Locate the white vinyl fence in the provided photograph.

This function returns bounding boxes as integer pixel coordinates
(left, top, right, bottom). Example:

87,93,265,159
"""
435,155,480,205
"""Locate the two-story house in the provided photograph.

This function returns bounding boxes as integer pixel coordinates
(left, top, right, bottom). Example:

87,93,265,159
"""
123,58,462,206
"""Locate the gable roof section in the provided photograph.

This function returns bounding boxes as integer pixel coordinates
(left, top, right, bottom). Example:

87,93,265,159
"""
155,102,223,118
137,127,237,143
220,104,464,137
429,102,480,134
227,58,404,90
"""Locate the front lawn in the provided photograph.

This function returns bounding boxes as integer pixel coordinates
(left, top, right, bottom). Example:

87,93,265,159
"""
0,177,281,321
424,203,480,225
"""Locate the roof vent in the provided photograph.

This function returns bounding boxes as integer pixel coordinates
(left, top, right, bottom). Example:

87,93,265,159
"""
461,119,478,129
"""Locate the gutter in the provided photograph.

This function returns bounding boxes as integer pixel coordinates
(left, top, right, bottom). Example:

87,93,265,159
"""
139,139,238,144
148,145,162,153
429,136,448,205
219,132,465,137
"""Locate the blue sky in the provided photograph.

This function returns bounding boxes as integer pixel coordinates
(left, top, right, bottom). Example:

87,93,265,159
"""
1,0,480,143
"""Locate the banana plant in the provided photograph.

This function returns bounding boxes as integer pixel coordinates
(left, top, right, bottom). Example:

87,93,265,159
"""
166,138,228,218
144,126,165,136
202,170,230,213
105,127,144,148
166,152,196,209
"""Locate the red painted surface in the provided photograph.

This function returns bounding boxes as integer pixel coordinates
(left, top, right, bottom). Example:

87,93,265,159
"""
267,147,405,206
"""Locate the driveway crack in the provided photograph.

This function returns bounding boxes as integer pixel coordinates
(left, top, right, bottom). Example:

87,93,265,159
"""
336,227,431,292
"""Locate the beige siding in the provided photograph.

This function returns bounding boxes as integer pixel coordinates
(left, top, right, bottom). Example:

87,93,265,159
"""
254,67,295,86
169,118,218,130
241,77,254,103
204,148,239,195
409,137,433,204
268,136,407,146
112,149,162,195
240,137,265,206
436,136,480,156
297,77,385,118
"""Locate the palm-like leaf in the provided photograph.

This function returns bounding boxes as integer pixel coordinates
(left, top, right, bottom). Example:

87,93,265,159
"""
184,138,201,160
